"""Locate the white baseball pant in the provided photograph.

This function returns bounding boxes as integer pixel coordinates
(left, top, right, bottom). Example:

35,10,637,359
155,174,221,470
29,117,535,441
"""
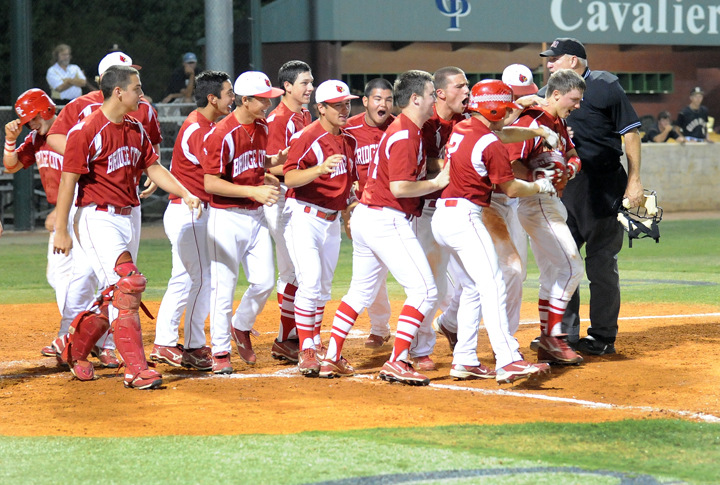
284,198,342,350
516,193,583,320
436,194,528,336
264,185,294,289
341,203,437,336
431,199,522,369
76,205,138,325
408,201,446,358
207,206,275,355
154,201,210,349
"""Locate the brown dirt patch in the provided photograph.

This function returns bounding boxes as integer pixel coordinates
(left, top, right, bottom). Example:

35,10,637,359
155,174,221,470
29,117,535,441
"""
1,300,719,437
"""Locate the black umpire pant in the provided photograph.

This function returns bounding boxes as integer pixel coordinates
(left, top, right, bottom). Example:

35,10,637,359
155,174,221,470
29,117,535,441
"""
560,166,626,344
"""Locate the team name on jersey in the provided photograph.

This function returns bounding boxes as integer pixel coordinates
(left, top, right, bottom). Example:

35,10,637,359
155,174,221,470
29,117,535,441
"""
329,155,349,179
686,118,706,134
35,150,63,171
233,149,266,177
355,144,378,166
107,146,142,173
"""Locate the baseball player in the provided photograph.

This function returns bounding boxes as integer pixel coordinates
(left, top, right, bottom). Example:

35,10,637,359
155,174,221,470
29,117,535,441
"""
282,79,358,377
3,89,75,361
264,60,314,363
321,70,448,384
53,65,202,389
507,69,586,365
202,71,284,374
44,51,163,366
150,71,235,371
432,79,553,384
409,66,470,371
434,63,540,348
416,67,558,367
342,78,395,349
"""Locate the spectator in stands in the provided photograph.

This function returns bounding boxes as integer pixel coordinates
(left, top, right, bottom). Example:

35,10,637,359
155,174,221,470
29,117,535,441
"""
162,52,201,103
643,111,685,144
45,44,87,104
677,87,713,143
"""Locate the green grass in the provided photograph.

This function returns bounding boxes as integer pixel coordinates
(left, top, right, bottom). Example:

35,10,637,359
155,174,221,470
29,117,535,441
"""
1,218,719,484
0,421,717,484
1,218,718,305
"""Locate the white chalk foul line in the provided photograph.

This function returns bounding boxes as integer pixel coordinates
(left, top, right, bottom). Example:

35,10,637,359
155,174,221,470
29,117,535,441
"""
2,360,719,423
187,369,720,424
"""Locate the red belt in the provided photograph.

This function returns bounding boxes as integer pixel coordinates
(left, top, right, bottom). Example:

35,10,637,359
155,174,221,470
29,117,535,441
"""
96,204,133,215
304,205,337,221
170,198,209,209
442,200,458,207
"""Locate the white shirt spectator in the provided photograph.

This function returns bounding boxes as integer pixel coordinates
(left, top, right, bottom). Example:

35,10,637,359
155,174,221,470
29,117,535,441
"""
46,63,86,101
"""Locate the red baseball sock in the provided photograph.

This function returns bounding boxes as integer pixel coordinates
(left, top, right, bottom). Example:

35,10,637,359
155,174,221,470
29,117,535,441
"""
325,301,358,362
389,305,424,362
294,304,315,351
278,283,297,341
538,298,549,335
546,297,567,336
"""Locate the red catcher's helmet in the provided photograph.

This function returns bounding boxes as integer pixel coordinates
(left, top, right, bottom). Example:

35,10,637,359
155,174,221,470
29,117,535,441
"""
467,80,519,122
14,89,56,126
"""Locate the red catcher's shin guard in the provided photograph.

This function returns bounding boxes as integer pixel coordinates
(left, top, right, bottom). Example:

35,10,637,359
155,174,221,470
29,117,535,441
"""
62,306,110,381
113,272,152,380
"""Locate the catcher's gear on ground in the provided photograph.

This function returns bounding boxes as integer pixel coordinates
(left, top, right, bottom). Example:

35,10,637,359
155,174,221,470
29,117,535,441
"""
617,189,662,247
466,79,520,122
14,88,56,125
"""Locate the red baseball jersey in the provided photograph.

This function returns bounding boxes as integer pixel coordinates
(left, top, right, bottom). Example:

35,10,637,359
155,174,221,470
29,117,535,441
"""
168,110,214,204
506,107,575,181
440,116,515,207
15,131,63,205
344,112,395,200
283,120,357,211
421,106,467,159
48,91,162,146
421,106,467,201
63,109,158,207
201,113,268,210
360,113,427,218
266,101,312,156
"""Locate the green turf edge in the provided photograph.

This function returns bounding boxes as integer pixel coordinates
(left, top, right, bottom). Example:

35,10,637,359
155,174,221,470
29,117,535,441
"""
0,420,716,484
1,218,719,306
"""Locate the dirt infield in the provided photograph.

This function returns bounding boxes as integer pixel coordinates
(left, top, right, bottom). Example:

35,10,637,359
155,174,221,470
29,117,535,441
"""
1,300,719,437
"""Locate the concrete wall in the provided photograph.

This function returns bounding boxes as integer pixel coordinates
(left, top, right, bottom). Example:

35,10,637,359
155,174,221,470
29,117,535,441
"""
622,143,720,211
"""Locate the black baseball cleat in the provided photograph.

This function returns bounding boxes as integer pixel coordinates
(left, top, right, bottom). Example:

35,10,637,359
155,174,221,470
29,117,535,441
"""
576,336,616,355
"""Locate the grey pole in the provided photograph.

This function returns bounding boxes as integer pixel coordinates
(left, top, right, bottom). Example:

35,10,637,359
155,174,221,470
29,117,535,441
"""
10,0,34,231
205,0,234,77
249,0,262,72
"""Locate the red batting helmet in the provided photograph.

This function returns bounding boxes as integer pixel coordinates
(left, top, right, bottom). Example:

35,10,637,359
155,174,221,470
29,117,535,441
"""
467,80,519,122
14,89,56,126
